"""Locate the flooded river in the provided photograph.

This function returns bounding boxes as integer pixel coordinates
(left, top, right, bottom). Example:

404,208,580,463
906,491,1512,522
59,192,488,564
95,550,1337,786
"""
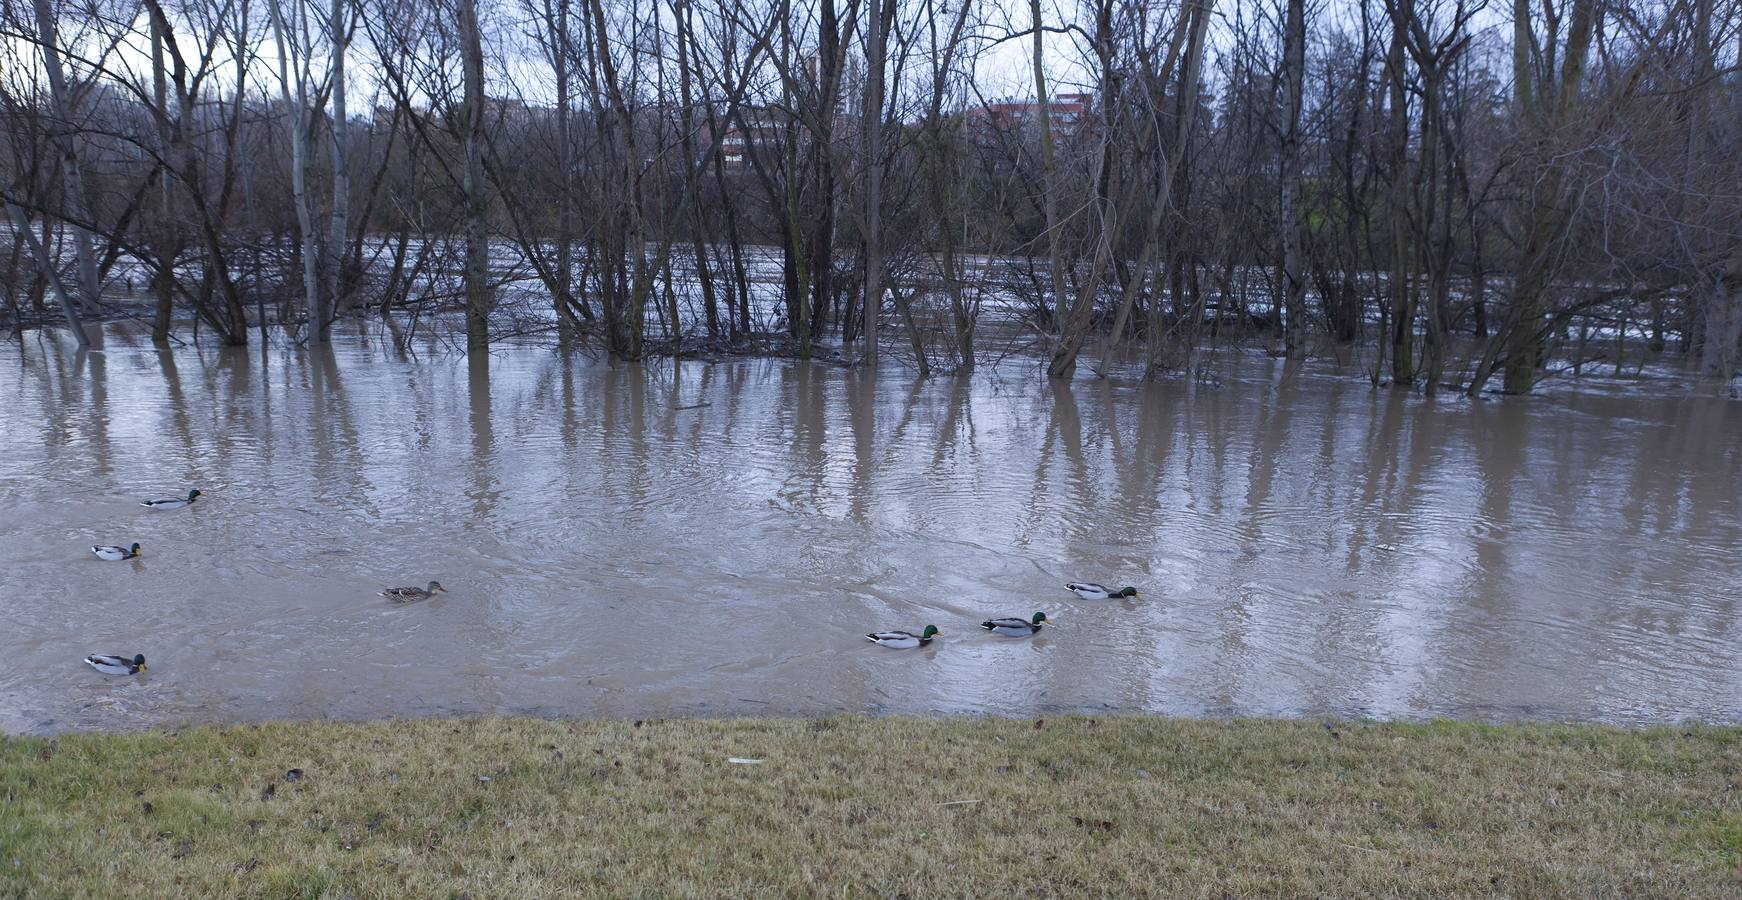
3,331,1739,733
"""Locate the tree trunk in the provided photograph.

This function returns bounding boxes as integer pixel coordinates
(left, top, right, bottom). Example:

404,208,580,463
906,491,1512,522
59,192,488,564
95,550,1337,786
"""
1097,2,1195,374
1698,261,1742,381
1146,0,1210,372
675,0,719,339
1483,0,1596,395
889,277,929,376
1046,0,1119,380
267,0,323,342
326,0,351,340
550,0,587,333
3,194,87,346
1386,4,1412,385
714,147,750,338
1279,0,1307,359
32,0,102,318
918,0,976,370
859,0,886,365
460,0,491,353
1029,0,1068,331
149,14,176,345
777,0,810,353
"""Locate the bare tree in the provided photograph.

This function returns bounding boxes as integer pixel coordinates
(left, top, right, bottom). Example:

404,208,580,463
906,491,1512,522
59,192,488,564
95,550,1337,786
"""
3,191,86,343
1279,0,1307,358
30,0,100,317
1468,0,1598,395
460,0,490,352
328,0,354,331
0,0,1734,395
859,0,887,363
267,0,327,342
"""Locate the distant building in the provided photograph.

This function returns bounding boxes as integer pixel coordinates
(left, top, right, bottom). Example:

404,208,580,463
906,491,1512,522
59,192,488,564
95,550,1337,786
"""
966,93,1095,143
713,105,794,170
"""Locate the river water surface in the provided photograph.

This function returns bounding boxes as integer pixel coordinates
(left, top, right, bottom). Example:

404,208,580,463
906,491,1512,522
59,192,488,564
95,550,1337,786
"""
3,332,1740,732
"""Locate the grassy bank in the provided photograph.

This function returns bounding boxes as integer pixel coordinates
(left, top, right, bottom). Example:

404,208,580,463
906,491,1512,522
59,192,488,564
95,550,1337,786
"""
3,716,1739,897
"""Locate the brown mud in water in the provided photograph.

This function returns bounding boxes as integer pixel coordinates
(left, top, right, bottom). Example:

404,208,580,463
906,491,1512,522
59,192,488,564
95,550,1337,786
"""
1,332,1738,732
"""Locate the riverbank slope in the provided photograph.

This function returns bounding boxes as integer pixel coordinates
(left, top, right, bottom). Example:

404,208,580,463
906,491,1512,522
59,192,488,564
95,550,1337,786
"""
3,715,1738,896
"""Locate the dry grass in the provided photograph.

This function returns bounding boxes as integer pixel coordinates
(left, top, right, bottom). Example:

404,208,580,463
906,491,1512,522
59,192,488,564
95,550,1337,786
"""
2,715,1739,897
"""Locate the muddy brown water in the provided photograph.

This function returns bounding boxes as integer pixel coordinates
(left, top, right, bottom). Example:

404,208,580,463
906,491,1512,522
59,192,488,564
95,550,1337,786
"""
3,332,1739,733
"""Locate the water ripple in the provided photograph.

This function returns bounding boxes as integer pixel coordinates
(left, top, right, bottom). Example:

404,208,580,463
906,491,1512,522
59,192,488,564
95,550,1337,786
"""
3,335,1739,732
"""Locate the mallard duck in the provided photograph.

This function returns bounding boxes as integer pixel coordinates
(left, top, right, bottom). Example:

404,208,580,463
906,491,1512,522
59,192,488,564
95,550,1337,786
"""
981,612,1049,636
866,625,939,648
380,581,446,603
140,489,201,509
85,653,146,675
1066,582,1139,600
92,542,142,561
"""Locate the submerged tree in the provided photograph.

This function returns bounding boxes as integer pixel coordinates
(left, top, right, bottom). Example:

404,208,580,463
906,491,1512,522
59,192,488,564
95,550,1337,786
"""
0,0,1736,389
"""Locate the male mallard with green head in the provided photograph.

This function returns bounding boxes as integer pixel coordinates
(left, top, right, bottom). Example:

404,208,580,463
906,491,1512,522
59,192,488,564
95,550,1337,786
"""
141,489,201,509
1066,583,1138,600
981,612,1050,636
85,653,147,675
866,625,940,649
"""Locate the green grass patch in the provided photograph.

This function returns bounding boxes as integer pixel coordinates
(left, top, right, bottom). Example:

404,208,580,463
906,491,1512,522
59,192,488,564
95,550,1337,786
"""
2,716,1739,896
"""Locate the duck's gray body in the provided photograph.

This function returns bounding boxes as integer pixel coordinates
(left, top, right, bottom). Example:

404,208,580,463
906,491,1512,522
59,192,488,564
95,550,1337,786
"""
866,630,933,649
85,654,145,675
1066,582,1136,600
981,617,1044,636
380,581,444,603
141,489,200,509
